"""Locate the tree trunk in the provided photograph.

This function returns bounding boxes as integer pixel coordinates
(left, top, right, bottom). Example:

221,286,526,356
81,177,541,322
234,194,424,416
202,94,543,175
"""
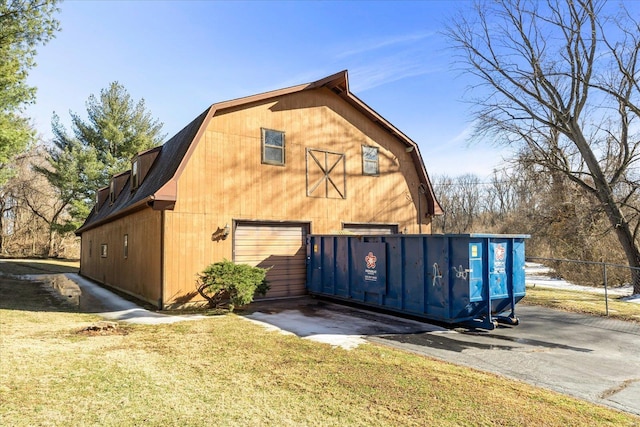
571,123,640,294
607,207,640,295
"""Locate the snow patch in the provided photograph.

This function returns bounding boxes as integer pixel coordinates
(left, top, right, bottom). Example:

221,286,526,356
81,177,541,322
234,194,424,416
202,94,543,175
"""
525,262,639,303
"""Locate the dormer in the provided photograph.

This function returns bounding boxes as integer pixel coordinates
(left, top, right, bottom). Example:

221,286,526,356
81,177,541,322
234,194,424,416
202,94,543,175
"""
131,146,161,191
95,186,109,214
109,170,131,205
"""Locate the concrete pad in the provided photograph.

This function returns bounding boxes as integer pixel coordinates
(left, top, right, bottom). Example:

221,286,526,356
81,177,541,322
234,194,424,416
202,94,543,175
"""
22,273,207,324
244,298,446,350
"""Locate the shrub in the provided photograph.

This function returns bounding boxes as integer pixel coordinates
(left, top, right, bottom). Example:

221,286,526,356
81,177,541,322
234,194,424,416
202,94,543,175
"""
196,260,270,311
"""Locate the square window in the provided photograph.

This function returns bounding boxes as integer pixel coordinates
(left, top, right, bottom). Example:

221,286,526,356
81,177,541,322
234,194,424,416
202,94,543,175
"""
262,128,285,165
362,145,379,175
101,244,108,258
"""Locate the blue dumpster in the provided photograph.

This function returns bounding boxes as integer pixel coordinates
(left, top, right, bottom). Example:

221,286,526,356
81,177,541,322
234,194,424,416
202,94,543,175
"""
306,234,528,329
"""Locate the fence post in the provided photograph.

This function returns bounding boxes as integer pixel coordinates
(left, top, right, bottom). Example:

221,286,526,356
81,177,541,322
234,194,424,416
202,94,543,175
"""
603,262,609,316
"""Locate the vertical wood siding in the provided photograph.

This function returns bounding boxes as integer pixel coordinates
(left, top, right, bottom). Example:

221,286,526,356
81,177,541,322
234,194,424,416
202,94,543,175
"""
161,87,432,306
79,208,161,306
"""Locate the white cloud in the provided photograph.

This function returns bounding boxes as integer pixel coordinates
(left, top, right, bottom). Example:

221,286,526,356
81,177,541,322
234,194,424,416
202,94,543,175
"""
335,31,436,59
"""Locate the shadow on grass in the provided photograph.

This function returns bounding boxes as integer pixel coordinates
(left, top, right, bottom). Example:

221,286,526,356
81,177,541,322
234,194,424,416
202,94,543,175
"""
0,259,79,275
0,276,81,313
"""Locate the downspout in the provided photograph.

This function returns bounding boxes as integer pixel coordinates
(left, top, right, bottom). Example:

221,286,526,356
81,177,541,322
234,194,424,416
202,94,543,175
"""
159,210,165,310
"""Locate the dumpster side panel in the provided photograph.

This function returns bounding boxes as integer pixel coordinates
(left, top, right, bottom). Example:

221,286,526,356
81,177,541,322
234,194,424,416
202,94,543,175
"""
489,239,509,299
468,241,484,302
306,234,527,328
321,237,336,295
307,236,321,294
401,237,426,315
449,236,475,321
382,236,403,310
335,237,351,298
423,236,449,321
513,238,526,297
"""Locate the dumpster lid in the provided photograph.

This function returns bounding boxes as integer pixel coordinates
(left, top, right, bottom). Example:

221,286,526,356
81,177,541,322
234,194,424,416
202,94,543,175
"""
468,233,530,239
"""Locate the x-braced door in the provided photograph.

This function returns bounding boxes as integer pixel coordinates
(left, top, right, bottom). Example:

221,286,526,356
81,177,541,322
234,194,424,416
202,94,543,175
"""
306,149,346,199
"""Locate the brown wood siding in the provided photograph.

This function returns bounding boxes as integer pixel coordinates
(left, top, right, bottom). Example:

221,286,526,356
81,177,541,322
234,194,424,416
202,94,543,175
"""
234,222,308,298
162,86,432,306
79,208,161,306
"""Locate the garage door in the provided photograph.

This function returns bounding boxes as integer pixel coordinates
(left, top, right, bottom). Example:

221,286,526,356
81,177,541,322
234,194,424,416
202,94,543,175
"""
234,222,309,298
342,223,398,235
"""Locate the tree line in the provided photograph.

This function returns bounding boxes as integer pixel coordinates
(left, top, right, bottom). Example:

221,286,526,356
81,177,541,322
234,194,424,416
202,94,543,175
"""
1,1,639,294
0,1,164,257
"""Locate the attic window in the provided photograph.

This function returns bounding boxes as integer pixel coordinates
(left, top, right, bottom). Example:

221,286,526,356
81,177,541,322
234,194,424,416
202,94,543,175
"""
131,159,139,190
262,128,285,166
109,180,115,204
362,145,379,176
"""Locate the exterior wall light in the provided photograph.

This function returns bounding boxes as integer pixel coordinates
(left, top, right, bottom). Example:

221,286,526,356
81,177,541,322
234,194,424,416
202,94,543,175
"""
222,223,230,240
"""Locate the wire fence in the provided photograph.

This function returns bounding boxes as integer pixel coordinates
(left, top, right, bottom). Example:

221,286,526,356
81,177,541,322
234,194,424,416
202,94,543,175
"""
526,256,639,316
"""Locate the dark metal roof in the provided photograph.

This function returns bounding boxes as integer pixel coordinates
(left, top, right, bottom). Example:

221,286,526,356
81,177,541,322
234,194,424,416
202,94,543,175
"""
76,107,210,234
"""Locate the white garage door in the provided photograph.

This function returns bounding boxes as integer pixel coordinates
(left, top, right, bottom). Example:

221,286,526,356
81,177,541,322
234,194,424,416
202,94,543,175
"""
234,222,309,298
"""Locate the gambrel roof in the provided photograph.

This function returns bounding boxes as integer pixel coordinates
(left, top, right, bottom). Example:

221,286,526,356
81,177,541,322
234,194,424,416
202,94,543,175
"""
76,70,442,235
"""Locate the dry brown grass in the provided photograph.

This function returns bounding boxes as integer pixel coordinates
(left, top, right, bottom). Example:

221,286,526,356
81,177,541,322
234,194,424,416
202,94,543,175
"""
1,275,638,426
522,286,640,323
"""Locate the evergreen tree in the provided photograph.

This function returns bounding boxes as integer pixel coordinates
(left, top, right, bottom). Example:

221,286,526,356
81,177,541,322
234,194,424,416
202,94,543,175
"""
37,82,165,231
0,0,60,183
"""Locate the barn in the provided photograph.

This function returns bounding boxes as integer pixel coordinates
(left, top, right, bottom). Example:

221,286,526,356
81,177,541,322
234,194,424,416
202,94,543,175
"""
75,70,443,309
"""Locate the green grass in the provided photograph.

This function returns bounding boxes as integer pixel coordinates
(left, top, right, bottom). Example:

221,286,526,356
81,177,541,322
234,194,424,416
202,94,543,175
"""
1,276,638,426
523,286,640,323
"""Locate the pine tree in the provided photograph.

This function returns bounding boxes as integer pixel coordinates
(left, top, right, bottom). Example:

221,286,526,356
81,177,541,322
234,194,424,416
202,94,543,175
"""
36,82,165,231
0,0,60,183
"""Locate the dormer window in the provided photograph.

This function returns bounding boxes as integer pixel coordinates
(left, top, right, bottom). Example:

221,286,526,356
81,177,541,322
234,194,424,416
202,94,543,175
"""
131,159,139,190
109,180,115,204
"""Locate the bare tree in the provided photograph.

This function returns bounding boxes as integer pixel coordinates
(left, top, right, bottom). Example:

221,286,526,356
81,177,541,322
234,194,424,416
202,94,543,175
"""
433,174,483,233
0,146,79,258
446,0,640,293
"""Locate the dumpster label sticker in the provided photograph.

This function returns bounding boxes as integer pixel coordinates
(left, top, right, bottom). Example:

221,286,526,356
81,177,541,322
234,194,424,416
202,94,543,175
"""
356,242,386,293
365,252,377,269
492,243,506,274
490,242,509,298
471,245,478,258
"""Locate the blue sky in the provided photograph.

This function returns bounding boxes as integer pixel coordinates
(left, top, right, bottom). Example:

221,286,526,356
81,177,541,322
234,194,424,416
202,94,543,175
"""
26,0,513,178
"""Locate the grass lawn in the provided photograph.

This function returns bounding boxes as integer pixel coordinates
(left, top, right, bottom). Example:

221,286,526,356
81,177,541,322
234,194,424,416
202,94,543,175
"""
1,275,639,426
523,286,640,323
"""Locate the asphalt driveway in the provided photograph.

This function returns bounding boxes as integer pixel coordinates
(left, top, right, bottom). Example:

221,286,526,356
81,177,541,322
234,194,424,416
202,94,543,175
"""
370,305,640,416
247,298,640,416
